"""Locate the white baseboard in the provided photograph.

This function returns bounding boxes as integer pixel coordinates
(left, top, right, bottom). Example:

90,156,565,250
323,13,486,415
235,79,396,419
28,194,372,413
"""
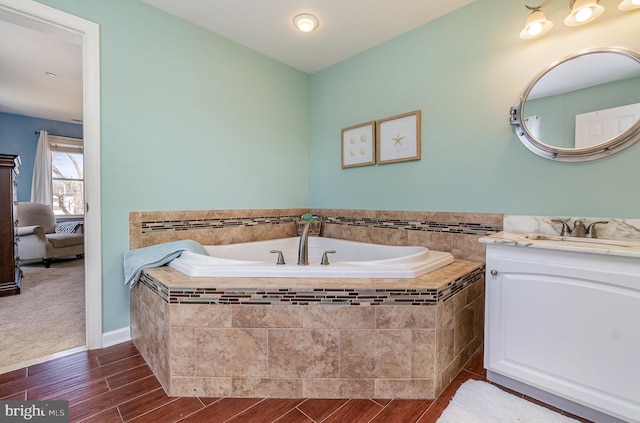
102,326,131,348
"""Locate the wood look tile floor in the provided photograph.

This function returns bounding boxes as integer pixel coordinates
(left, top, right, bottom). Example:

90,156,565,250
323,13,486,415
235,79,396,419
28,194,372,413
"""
0,341,593,423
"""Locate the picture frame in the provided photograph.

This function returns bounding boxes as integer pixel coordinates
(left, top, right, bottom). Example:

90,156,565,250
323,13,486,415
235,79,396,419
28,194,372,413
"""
376,110,421,164
341,121,376,168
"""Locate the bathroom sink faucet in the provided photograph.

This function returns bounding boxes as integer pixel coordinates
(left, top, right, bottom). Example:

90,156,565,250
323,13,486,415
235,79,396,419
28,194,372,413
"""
570,219,587,237
552,219,608,238
297,215,315,265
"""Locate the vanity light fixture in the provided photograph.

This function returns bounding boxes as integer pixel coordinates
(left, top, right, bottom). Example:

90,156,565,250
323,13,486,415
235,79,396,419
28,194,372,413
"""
293,13,319,33
520,7,554,39
564,0,604,25
618,0,640,10
519,0,637,39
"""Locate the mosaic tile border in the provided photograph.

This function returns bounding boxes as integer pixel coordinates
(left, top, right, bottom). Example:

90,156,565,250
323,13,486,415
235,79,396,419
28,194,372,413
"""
140,214,502,236
438,266,485,302
323,216,501,236
139,273,170,302
141,216,298,233
139,265,485,307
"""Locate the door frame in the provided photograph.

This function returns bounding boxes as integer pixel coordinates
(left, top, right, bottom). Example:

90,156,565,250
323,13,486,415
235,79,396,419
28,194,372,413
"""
0,0,102,348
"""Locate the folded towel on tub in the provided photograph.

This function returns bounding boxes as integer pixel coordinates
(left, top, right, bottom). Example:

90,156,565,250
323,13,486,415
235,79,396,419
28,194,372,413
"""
123,240,208,288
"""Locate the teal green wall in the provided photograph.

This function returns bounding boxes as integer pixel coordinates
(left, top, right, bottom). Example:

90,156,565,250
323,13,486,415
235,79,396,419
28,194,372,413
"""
35,0,310,332
30,0,640,334
309,0,640,218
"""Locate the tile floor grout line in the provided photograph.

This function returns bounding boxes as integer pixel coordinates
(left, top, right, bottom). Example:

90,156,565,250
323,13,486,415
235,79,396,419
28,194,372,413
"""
70,374,161,422
415,404,430,423
293,404,316,423
173,399,219,423
119,388,183,423
220,397,269,423
320,398,358,423
22,354,145,398
366,399,387,423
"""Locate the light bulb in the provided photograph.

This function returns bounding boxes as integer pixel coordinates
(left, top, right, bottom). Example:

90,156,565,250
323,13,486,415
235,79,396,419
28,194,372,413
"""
618,0,640,10
564,0,604,26
575,6,593,22
297,19,315,32
293,14,319,33
528,22,543,36
519,10,553,39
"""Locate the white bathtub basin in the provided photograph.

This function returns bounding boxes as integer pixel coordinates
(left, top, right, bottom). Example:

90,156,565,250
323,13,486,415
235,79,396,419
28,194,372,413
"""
168,236,454,278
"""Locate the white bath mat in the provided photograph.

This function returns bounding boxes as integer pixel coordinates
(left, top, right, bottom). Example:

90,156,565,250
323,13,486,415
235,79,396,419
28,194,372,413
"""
436,380,581,423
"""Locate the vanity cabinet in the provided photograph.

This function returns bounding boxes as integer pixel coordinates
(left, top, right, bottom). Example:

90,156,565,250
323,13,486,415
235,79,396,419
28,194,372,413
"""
483,241,640,423
0,154,21,296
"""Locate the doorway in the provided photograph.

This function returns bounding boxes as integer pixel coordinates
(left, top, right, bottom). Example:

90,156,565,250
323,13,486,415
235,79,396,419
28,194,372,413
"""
0,0,101,370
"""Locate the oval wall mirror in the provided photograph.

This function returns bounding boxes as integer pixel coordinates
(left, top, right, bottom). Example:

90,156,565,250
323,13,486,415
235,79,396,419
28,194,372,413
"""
510,47,640,162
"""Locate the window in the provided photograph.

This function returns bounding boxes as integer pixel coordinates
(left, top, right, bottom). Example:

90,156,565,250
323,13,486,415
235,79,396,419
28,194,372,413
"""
50,136,84,216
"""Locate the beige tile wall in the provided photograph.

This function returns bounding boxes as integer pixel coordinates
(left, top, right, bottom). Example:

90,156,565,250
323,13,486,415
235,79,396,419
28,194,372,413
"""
129,208,307,250
131,275,484,399
129,208,503,261
130,276,170,389
435,275,485,394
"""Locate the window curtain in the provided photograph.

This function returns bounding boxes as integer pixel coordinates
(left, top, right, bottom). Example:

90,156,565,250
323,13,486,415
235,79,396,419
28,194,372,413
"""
31,130,52,205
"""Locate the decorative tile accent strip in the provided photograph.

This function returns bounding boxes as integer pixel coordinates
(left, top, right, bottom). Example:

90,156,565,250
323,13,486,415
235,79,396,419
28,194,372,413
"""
139,273,170,302
141,216,299,233
140,265,485,306
438,266,486,302
323,216,502,236
139,214,502,236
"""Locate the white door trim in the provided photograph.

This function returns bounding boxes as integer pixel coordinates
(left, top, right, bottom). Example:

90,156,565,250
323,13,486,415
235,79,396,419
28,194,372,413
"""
0,0,102,348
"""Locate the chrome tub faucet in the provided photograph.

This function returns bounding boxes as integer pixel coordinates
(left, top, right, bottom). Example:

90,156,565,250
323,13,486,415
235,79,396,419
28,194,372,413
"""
297,214,315,265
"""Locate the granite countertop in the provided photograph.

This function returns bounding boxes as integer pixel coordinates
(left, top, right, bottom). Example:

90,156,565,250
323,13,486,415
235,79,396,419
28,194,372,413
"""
480,231,640,259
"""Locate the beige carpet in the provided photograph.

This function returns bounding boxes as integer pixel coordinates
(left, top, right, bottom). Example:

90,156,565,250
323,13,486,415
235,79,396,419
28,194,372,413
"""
0,258,85,369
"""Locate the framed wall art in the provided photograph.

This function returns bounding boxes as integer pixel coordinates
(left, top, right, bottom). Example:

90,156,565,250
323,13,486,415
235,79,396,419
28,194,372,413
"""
376,110,421,164
341,121,376,168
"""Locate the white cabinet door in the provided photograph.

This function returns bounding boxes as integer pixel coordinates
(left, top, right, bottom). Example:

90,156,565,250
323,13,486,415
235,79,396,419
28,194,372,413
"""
485,244,640,423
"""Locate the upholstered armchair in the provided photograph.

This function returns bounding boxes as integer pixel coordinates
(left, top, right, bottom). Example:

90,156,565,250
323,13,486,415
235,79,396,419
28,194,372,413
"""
16,202,84,267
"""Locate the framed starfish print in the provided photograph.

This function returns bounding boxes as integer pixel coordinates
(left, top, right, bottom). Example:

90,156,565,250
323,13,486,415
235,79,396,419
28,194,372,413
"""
341,121,376,168
376,110,421,164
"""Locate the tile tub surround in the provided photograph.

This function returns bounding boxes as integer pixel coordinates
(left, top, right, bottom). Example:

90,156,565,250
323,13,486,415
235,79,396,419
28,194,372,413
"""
129,209,503,262
130,260,485,399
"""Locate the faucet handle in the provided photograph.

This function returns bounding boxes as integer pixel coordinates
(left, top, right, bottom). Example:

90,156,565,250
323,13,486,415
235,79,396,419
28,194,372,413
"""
269,250,286,265
320,250,336,265
551,219,572,236
586,221,608,239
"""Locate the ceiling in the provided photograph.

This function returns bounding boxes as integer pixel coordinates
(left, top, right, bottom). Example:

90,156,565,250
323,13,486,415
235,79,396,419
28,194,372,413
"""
0,0,474,123
140,0,475,74
0,18,83,123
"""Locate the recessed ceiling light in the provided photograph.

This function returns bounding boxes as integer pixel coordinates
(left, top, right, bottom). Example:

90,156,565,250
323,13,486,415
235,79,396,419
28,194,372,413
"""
45,72,57,77
293,14,319,33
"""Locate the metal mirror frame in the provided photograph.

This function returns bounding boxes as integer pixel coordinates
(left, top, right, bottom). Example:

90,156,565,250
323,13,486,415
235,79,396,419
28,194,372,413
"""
510,47,640,162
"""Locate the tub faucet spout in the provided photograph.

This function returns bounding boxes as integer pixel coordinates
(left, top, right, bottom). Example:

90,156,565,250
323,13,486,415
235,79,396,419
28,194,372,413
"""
297,218,314,265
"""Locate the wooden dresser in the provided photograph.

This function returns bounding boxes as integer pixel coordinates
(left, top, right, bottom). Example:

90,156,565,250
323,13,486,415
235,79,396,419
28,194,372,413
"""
0,154,21,296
